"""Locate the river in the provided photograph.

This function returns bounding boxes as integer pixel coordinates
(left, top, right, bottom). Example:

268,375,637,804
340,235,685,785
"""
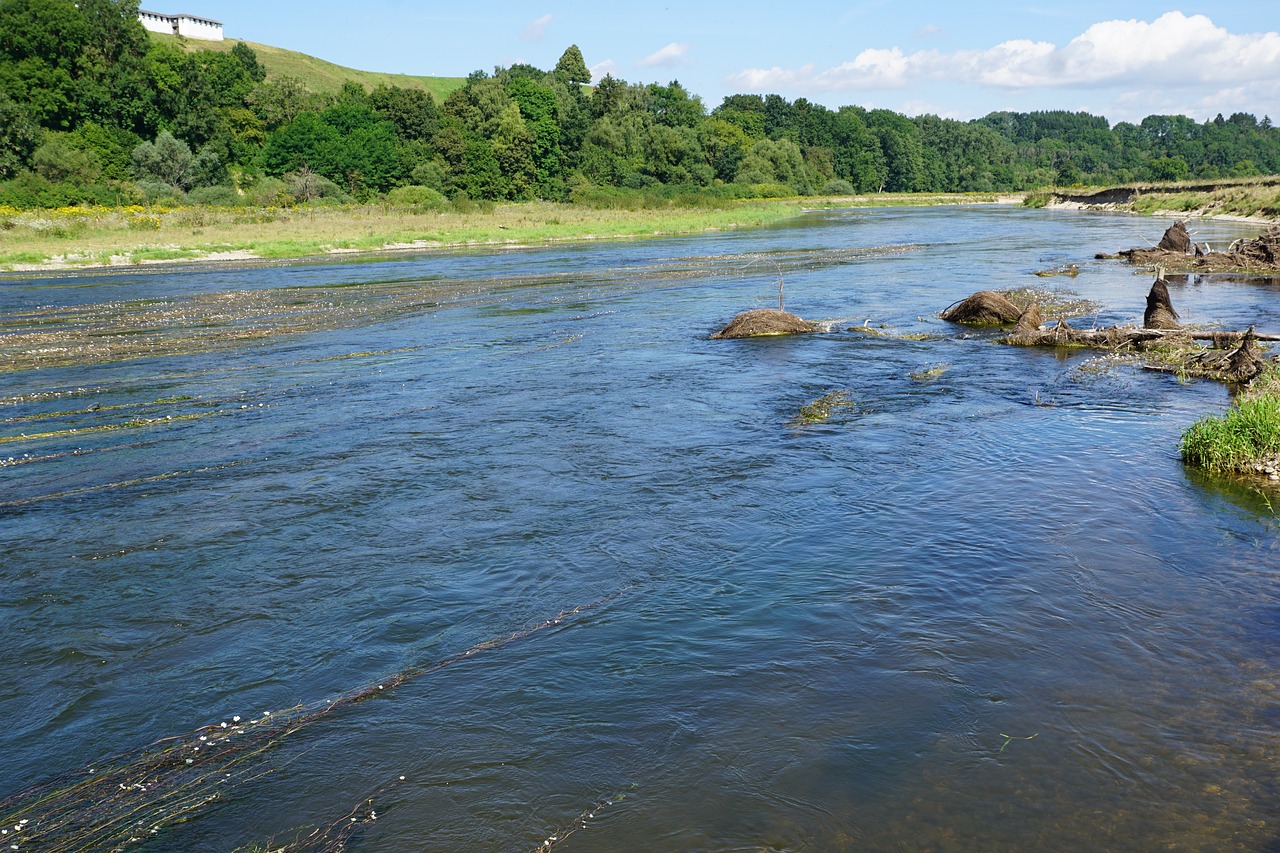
1,206,1277,851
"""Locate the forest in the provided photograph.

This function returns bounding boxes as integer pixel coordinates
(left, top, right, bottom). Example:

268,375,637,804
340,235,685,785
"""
3,0,1279,210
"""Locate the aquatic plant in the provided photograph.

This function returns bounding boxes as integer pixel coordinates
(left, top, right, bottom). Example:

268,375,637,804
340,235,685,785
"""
909,363,951,381
791,390,856,425
1181,365,1280,476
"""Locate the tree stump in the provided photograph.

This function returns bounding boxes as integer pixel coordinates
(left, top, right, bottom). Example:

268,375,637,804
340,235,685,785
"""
1144,278,1181,329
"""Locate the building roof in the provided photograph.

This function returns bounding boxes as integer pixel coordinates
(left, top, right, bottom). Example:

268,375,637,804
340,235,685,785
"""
138,10,224,26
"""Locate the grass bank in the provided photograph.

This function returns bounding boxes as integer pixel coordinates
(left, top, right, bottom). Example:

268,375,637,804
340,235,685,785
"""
1181,366,1280,480
149,32,465,101
0,193,1017,273
0,199,808,272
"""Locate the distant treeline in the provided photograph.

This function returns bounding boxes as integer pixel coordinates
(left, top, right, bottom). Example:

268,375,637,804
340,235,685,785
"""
2,0,1279,209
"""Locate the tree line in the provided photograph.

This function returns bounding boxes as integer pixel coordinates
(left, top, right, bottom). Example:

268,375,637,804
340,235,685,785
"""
3,0,1279,209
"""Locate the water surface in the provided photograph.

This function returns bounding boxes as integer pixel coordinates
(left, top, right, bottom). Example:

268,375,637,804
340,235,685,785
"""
2,207,1277,851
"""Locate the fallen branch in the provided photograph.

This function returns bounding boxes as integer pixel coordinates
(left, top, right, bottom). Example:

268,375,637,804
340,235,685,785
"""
1003,324,1280,346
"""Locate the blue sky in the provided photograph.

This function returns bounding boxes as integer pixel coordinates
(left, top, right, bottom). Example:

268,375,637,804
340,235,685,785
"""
191,2,1280,124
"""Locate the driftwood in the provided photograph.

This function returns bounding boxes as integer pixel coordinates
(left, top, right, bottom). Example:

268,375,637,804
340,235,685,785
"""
1004,323,1280,347
1118,224,1280,272
710,308,817,339
1014,302,1043,333
932,276,1280,382
1002,323,1275,381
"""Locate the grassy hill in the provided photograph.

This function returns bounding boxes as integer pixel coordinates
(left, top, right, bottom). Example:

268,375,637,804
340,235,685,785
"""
148,32,465,102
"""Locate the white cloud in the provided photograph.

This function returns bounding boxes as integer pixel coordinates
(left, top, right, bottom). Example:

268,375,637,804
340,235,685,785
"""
590,59,619,80
520,14,553,41
638,42,692,68
915,24,944,39
727,12,1280,93
898,99,966,120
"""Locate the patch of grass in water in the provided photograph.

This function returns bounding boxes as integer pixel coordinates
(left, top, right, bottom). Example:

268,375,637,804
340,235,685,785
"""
910,362,951,381
791,390,856,426
1181,365,1280,476
1001,287,1100,321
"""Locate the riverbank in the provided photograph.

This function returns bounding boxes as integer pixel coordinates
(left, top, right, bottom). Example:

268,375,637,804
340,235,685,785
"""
0,200,797,273
0,194,1024,275
1040,175,1280,223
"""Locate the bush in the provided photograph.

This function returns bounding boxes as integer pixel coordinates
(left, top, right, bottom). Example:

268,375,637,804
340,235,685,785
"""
386,185,447,207
0,171,135,208
186,185,244,206
743,182,798,199
136,180,187,205
1022,191,1051,209
818,179,856,196
245,176,292,206
133,132,197,190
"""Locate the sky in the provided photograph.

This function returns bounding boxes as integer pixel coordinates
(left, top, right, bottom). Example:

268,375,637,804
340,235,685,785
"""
189,1,1280,125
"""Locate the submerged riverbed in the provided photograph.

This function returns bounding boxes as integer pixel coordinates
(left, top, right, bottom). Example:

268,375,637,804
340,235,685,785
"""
1,206,1277,851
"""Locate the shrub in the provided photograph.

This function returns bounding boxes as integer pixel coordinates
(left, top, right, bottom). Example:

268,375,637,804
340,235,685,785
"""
386,185,447,207
186,185,243,206
246,176,291,206
136,180,186,205
132,132,197,190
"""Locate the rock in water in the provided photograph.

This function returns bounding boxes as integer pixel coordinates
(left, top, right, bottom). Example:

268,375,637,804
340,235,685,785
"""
710,308,818,339
940,290,1021,325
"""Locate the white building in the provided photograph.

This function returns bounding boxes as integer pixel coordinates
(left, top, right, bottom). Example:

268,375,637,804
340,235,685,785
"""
138,10,224,41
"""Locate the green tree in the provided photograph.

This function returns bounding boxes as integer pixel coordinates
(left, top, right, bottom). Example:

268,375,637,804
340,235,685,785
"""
647,80,703,128
589,73,626,119
262,105,405,196
70,120,141,180
247,76,317,131
489,102,537,198
735,137,812,193
132,129,195,189
701,116,751,182
553,44,590,85
230,42,266,83
370,85,438,142
32,132,100,183
0,93,38,177
1149,155,1190,181
830,106,884,191
462,137,504,199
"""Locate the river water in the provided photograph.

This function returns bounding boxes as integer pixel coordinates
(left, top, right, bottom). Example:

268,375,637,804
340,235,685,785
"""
1,206,1277,851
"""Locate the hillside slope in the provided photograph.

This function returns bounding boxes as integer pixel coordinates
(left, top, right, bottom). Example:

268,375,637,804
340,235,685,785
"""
148,32,465,102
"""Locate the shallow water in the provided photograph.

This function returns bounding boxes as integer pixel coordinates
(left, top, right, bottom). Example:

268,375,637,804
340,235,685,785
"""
1,207,1277,851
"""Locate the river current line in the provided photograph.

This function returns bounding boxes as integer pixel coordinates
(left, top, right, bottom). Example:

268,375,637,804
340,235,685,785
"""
0,588,632,852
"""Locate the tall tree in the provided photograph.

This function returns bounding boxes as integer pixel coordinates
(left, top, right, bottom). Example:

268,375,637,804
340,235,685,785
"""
553,45,590,85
